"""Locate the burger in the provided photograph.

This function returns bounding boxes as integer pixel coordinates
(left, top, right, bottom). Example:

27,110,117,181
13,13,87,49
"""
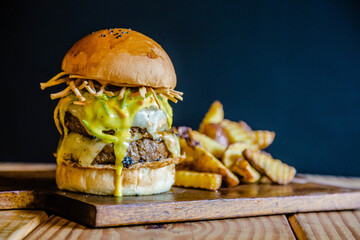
40,28,183,196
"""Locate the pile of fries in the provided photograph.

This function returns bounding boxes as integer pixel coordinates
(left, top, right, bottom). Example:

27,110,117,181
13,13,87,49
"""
174,101,296,191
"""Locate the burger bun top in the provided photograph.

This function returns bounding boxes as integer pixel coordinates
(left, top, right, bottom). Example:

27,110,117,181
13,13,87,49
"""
62,28,176,89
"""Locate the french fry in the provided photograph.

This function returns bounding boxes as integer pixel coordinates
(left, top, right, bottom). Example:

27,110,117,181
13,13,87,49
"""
178,137,197,163
199,123,229,147
253,130,275,149
176,126,200,149
243,149,296,185
222,142,258,168
238,121,253,132
190,130,226,158
222,143,260,183
179,137,239,187
199,101,224,132
232,159,261,183
220,119,254,144
174,170,222,191
175,100,294,190
259,176,272,184
193,146,239,187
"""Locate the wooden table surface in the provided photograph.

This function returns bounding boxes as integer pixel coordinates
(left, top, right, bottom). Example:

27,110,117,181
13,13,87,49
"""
0,163,359,240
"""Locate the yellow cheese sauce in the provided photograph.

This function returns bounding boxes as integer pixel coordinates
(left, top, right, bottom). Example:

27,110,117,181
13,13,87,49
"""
56,89,176,196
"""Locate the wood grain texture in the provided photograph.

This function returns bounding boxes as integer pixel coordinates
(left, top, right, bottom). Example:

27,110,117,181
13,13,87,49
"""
25,214,295,240
0,163,360,227
288,210,360,240
0,163,56,179
0,191,47,210
0,163,56,210
0,210,48,240
297,174,360,189
0,175,55,209
47,182,360,227
0,163,56,171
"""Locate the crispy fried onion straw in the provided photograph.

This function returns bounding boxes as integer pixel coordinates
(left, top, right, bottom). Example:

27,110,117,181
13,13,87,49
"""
149,88,161,109
44,72,183,135
69,81,86,101
118,87,127,100
41,72,183,103
139,86,147,99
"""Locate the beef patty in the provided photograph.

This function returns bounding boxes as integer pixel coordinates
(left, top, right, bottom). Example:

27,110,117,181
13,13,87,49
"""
64,112,169,168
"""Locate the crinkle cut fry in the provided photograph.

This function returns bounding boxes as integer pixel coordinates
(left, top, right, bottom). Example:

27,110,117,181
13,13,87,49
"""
243,149,296,185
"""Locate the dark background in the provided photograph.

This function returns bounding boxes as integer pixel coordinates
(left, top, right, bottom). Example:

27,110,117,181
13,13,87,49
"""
2,1,360,176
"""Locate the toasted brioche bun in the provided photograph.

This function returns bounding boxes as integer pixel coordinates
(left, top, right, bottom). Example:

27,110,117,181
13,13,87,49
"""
62,28,176,89
56,161,175,196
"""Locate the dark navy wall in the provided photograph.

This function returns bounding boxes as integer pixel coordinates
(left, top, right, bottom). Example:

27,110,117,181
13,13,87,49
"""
2,1,360,176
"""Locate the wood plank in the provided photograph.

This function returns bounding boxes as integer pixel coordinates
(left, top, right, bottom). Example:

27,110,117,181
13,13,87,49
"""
0,210,48,240
0,191,48,210
0,163,359,227
296,174,360,189
0,163,56,179
288,210,360,240
0,164,56,210
25,214,294,240
0,163,56,172
47,182,360,227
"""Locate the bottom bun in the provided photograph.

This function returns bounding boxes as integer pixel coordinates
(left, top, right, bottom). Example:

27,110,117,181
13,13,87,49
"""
56,162,175,195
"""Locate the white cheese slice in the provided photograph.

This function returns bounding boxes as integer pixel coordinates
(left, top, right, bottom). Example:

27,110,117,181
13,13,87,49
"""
58,132,107,166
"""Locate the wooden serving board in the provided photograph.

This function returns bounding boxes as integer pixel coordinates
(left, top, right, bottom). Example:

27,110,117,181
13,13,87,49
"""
1,163,360,227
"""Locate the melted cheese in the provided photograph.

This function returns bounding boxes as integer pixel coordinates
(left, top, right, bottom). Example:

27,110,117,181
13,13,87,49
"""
162,132,180,157
132,107,168,139
57,90,176,197
57,132,107,166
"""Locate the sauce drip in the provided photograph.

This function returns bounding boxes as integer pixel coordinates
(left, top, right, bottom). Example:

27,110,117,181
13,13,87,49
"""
57,89,173,196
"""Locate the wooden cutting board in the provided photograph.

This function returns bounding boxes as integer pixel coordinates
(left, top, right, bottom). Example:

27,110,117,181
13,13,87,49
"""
1,163,360,227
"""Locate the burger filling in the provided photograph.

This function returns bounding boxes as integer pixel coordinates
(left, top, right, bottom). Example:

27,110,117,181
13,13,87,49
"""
64,112,170,166
56,89,181,172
